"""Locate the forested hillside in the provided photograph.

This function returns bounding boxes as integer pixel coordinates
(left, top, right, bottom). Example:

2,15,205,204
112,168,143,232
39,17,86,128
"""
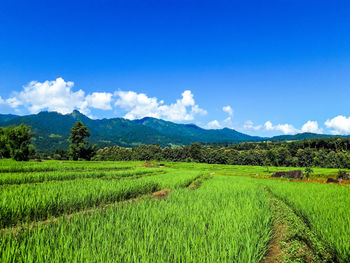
0,111,340,153
0,111,262,152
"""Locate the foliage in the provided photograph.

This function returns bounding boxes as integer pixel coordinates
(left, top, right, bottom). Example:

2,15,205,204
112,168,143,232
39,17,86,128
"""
69,122,96,160
304,167,314,179
93,139,350,169
0,111,261,153
0,124,35,161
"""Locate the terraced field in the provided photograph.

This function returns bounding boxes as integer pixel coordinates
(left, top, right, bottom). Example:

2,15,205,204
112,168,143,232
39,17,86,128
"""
0,160,349,262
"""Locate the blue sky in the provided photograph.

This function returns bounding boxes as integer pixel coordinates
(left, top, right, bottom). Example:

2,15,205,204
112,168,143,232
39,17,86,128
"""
0,0,350,136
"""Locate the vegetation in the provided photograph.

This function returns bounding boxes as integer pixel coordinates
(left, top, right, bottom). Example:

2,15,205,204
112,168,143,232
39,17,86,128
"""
69,121,96,160
0,160,349,262
94,137,350,169
2,111,338,154
0,111,262,153
0,124,35,161
262,179,350,262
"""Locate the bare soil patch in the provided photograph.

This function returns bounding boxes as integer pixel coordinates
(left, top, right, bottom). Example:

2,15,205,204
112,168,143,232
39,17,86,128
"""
151,189,170,200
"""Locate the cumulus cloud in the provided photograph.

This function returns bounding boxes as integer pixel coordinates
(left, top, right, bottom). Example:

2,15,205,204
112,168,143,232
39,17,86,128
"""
222,105,233,116
3,78,115,117
264,121,298,134
325,115,350,135
0,96,4,104
301,121,323,134
204,117,233,130
114,90,207,122
2,78,207,122
6,97,22,108
6,78,87,114
206,120,222,129
85,92,113,110
243,120,262,131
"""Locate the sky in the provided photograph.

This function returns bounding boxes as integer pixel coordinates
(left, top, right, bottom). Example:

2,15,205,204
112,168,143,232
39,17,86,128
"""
0,0,350,136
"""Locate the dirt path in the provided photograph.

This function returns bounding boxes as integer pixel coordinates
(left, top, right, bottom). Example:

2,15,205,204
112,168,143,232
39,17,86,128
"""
261,187,334,263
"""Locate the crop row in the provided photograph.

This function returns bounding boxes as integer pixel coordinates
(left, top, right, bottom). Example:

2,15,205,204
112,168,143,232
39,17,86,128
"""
0,168,202,228
141,169,203,189
0,168,157,185
262,180,350,262
0,178,159,228
0,176,272,262
0,159,138,173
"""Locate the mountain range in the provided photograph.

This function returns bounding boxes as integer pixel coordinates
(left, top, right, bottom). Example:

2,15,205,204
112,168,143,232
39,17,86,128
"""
0,111,338,153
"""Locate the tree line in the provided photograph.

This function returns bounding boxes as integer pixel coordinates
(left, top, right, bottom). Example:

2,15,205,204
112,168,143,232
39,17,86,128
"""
2,122,350,169
93,140,350,169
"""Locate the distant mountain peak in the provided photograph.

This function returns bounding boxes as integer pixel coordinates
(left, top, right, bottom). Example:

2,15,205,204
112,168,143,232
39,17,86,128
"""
0,110,340,153
71,110,85,117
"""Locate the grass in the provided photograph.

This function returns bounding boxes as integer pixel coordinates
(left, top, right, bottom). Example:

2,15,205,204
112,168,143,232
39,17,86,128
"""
0,159,140,173
0,159,349,262
0,176,272,262
263,187,333,262
0,168,159,185
261,179,350,262
0,178,159,228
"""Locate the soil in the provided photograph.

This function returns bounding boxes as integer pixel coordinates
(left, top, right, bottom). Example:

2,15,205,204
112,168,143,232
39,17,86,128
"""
151,189,170,199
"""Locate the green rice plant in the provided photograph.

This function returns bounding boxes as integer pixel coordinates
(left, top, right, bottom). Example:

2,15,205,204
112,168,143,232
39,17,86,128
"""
141,168,203,189
0,176,272,262
0,168,156,185
0,159,138,173
166,162,342,179
262,179,350,262
0,178,159,228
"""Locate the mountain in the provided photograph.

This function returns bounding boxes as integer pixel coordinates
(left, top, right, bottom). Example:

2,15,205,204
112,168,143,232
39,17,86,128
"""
269,132,335,141
0,114,18,122
135,117,262,143
0,111,340,153
0,111,262,153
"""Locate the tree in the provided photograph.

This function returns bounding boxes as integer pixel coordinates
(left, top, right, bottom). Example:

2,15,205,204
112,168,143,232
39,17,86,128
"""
0,127,11,158
69,122,96,160
304,167,314,179
189,143,202,162
5,124,35,161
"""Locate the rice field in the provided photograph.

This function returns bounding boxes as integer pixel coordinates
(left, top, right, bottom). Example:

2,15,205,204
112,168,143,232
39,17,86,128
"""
0,159,349,262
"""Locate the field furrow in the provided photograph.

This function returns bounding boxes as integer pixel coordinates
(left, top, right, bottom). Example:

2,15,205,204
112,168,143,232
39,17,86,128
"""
0,176,272,262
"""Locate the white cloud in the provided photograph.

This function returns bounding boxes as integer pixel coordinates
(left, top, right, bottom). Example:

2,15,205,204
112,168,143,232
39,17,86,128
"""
3,78,116,117
181,90,195,106
222,105,233,116
6,78,87,114
243,120,262,131
301,121,323,134
206,120,222,129
264,121,274,131
325,115,350,135
114,89,207,122
85,92,113,110
6,97,22,108
264,121,298,134
3,78,207,122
